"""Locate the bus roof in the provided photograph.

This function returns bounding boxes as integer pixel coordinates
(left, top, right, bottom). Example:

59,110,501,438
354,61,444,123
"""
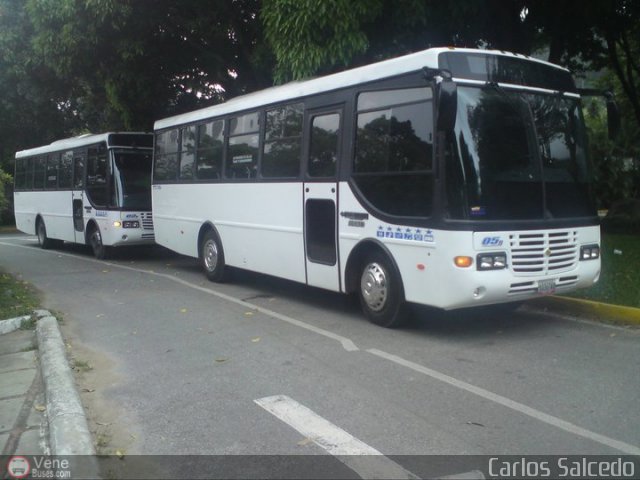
154,47,570,130
15,132,152,158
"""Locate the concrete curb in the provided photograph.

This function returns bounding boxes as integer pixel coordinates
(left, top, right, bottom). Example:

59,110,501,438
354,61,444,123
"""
0,314,31,335
529,296,640,326
36,315,96,456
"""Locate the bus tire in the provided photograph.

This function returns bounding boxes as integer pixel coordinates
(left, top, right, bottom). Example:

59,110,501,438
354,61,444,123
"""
36,219,54,250
200,230,229,282
89,226,109,260
358,252,406,328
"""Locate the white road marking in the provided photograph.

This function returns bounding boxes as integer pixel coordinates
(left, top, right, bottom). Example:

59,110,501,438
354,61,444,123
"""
368,348,640,456
255,395,418,479
2,239,639,457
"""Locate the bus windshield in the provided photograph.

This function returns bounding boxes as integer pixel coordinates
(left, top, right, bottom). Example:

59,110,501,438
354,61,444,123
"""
112,150,152,210
446,86,595,221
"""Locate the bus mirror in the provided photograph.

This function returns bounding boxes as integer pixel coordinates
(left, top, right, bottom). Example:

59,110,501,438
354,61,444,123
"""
605,94,620,140
437,78,457,132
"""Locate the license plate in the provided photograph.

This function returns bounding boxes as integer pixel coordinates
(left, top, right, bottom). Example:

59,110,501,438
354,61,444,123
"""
538,279,556,295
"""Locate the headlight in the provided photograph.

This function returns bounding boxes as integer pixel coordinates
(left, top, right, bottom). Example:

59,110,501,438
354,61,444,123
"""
477,252,507,270
122,221,140,229
580,244,600,260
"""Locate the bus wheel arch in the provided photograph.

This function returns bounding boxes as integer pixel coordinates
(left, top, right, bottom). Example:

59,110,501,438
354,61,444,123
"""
345,240,407,328
198,223,230,283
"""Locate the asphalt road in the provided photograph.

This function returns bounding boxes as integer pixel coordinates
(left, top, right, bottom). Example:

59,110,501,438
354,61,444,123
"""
1,233,639,478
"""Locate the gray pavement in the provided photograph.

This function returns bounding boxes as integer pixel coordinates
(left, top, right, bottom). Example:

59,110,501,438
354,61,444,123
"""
0,322,49,457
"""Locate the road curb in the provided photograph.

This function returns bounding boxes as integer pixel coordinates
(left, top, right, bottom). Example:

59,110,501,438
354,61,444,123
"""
0,314,32,335
529,296,640,326
36,315,97,456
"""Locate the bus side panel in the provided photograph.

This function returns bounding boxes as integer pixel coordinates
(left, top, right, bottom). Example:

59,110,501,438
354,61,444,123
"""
152,182,306,283
13,191,36,235
13,191,75,242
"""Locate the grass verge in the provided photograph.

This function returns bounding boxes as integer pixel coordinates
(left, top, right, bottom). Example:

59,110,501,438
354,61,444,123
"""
567,233,640,308
0,269,40,319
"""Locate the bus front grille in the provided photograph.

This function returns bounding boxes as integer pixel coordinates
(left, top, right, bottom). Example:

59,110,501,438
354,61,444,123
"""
141,212,154,231
508,275,579,295
509,230,578,275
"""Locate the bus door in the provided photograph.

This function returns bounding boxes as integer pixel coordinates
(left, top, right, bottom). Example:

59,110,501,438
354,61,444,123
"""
72,152,86,243
303,107,343,291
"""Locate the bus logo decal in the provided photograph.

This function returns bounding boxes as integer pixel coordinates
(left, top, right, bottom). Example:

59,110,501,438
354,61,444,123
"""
482,236,503,247
95,210,108,217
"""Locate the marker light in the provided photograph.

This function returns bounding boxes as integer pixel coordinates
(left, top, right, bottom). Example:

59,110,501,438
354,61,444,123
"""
454,256,473,268
113,221,122,228
477,252,508,270
580,244,600,260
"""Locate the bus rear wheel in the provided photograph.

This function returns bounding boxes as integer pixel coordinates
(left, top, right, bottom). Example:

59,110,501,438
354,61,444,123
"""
36,219,54,249
200,230,229,282
89,226,109,260
358,252,406,328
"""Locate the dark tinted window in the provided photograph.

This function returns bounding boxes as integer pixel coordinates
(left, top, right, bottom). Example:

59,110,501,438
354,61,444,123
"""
58,151,73,189
262,104,303,178
33,157,46,189
179,126,196,180
196,120,224,180
226,112,260,179
86,145,109,207
46,154,59,189
353,88,434,217
23,158,33,190
73,154,85,189
14,158,25,190
308,113,340,178
154,129,179,182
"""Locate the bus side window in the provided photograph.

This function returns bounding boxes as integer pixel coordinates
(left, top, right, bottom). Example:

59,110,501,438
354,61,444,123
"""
87,146,109,206
353,87,434,217
262,103,303,178
226,112,260,179
308,113,340,178
14,158,25,190
58,151,73,189
33,156,46,190
196,120,223,180
154,130,179,182
179,126,196,181
73,154,85,189
46,154,59,189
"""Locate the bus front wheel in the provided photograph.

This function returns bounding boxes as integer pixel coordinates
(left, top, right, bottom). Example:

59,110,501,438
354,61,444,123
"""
200,230,229,282
36,219,54,249
358,253,406,328
89,227,109,260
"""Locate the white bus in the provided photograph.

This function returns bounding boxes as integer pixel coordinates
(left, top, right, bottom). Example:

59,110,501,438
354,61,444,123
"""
14,132,154,259
152,47,608,327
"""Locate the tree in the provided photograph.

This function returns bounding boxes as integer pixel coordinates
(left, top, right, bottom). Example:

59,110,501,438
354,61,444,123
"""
25,0,272,132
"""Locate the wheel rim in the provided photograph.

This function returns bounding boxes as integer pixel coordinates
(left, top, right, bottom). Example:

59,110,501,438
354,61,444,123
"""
360,262,388,312
37,223,45,244
91,230,102,250
203,239,219,272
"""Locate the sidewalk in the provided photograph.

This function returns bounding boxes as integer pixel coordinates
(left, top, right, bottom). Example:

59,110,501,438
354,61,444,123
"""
0,322,49,456
0,311,95,461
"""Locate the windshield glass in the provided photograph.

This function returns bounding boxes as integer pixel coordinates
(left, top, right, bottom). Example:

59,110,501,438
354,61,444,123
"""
112,150,152,210
446,86,595,221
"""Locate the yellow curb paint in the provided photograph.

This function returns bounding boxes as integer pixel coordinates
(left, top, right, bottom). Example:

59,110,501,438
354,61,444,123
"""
533,296,640,326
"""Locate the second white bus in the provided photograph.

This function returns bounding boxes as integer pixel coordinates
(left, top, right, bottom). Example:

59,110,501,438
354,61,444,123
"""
14,133,155,259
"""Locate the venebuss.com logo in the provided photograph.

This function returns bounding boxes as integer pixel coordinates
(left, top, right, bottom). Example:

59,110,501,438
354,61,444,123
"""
7,456,30,479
